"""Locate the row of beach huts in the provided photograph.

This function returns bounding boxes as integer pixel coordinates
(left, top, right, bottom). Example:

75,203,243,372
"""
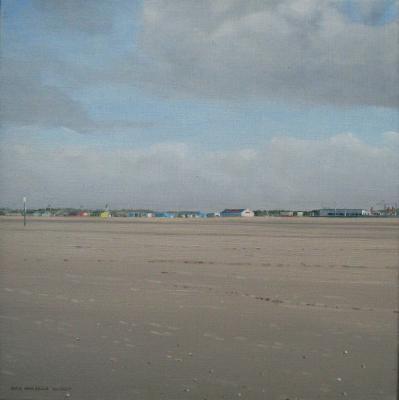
3,206,397,218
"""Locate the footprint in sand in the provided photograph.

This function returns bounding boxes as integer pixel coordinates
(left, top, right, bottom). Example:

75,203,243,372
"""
203,332,225,341
149,322,162,328
150,330,172,336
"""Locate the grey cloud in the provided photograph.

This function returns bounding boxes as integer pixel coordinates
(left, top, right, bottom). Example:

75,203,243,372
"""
2,0,397,137
0,58,153,133
1,132,397,209
1,59,92,130
137,0,398,107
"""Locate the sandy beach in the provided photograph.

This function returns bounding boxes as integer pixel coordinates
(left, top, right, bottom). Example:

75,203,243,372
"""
0,217,397,399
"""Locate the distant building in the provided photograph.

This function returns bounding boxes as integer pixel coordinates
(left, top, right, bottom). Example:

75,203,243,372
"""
220,209,254,217
207,212,220,218
32,211,52,217
127,210,153,218
154,212,176,218
280,211,294,217
177,211,207,218
318,209,369,217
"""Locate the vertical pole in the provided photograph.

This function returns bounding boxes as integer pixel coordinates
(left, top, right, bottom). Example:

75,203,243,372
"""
23,197,26,226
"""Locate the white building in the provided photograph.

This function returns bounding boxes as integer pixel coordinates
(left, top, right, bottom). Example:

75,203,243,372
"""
220,208,254,217
318,209,369,217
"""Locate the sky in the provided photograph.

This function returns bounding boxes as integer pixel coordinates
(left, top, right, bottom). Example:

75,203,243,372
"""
0,0,398,210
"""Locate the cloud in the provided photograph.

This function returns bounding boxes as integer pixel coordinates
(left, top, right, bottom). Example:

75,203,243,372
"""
137,0,398,107
0,58,92,130
382,131,399,145
2,0,396,135
1,131,397,209
0,58,154,133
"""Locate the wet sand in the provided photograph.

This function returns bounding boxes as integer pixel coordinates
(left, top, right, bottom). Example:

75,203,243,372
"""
0,217,397,399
